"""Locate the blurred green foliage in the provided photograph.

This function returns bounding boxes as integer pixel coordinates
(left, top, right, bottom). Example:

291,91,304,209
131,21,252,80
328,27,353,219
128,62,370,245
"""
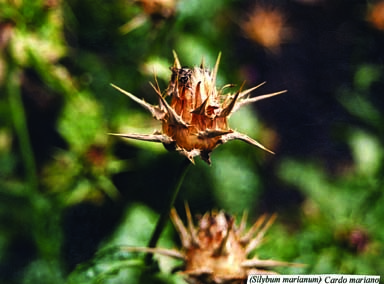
0,0,383,283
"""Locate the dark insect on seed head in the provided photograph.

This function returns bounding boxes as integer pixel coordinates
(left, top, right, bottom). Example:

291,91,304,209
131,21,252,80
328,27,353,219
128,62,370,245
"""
170,67,192,87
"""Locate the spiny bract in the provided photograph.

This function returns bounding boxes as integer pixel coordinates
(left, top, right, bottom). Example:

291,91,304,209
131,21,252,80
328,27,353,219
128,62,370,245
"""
111,52,285,164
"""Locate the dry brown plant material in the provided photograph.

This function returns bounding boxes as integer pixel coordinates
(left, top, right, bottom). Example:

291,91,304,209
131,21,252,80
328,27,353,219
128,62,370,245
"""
111,52,285,164
122,205,302,284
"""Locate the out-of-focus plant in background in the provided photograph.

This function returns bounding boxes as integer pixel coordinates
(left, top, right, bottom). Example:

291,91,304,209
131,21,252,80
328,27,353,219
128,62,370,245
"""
0,0,383,283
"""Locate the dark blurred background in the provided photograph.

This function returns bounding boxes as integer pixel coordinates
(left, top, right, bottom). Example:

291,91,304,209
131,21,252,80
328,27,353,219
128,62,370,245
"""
0,0,383,283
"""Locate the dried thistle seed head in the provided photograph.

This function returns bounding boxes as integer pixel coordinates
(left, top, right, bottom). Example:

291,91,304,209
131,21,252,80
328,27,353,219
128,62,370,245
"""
110,52,285,164
367,1,384,31
121,206,303,284
241,5,292,53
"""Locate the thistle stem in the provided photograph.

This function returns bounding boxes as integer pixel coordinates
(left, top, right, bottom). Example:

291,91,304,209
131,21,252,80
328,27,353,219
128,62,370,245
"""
7,65,38,192
144,158,191,265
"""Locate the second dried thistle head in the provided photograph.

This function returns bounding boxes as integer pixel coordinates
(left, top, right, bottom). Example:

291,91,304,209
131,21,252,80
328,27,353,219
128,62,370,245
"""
122,205,303,284
111,52,285,164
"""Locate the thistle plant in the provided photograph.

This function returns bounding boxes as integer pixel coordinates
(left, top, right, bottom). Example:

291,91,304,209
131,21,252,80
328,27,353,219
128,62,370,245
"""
108,53,294,283
111,51,285,164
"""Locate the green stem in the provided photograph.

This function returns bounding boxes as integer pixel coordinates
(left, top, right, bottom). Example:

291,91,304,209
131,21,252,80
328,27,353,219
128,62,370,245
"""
7,64,62,263
144,158,191,265
7,64,38,192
